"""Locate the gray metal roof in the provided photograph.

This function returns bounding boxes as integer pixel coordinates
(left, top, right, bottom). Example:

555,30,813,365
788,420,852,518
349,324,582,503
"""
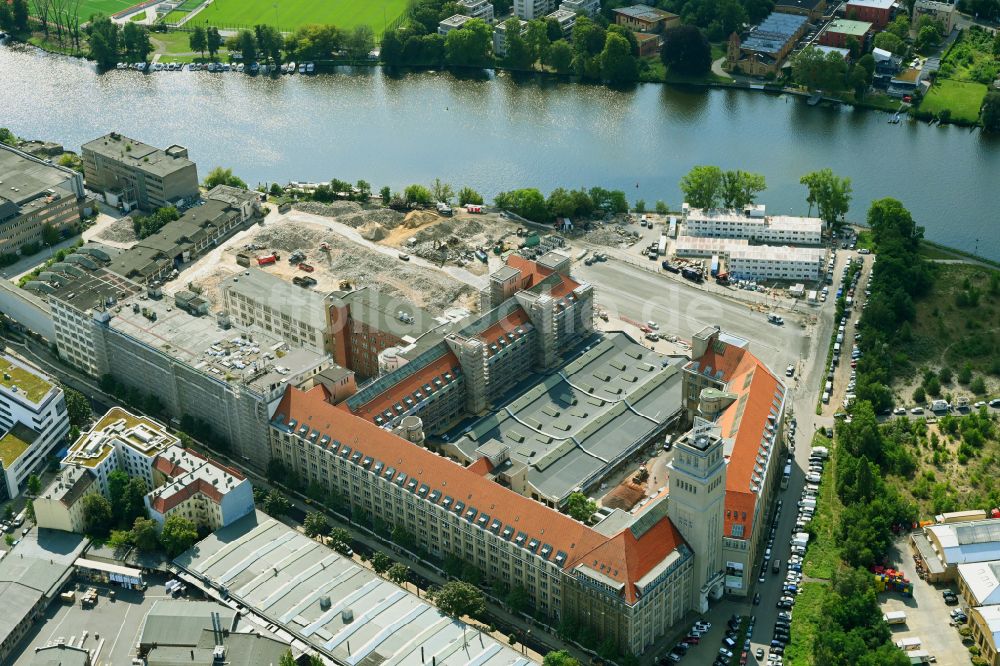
220,267,331,331
742,12,808,55
81,133,195,179
146,631,290,666
139,600,238,647
29,644,91,666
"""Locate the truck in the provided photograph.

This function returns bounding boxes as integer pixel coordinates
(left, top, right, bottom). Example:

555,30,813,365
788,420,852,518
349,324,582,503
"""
767,313,784,325
715,272,730,286
257,253,278,266
907,650,936,664
781,463,792,489
710,254,720,276
895,636,921,650
681,267,703,283
658,234,667,256
930,399,950,413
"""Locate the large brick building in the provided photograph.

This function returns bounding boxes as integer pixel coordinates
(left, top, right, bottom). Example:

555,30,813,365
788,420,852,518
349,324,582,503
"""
845,0,895,29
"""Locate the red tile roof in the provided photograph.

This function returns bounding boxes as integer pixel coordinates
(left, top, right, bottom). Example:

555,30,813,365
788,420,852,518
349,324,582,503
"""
478,308,531,347
346,351,461,424
274,385,686,604
467,457,494,476
505,255,581,298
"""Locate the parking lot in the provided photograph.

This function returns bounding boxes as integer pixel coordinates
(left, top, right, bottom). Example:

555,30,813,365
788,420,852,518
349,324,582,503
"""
12,577,174,666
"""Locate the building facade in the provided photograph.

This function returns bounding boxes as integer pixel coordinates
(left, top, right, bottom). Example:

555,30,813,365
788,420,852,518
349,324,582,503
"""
0,355,70,500
515,0,554,21
612,4,680,32
817,19,873,48
438,14,473,34
81,133,199,212
146,445,253,530
726,246,826,281
458,0,495,22
682,205,823,245
0,143,84,255
913,0,957,32
845,0,894,29
493,19,528,57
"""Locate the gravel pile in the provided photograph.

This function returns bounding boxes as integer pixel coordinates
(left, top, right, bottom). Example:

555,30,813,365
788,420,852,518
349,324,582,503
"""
293,201,404,230
98,217,138,244
584,224,640,247
251,223,326,252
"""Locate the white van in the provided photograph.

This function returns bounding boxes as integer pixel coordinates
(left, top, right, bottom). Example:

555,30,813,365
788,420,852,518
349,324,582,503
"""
822,392,830,404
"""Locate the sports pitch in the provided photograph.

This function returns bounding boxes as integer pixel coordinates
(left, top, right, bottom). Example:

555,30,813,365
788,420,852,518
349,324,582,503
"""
185,0,408,33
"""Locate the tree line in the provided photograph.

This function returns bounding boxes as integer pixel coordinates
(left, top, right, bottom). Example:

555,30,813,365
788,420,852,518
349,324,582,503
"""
0,0,30,36
87,17,153,68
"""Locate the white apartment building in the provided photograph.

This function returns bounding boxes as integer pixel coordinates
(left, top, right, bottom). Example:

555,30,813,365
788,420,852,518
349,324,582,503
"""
493,18,527,57
546,8,577,36
458,0,495,22
727,246,826,281
438,14,474,34
515,0,554,20
559,0,600,15
0,355,69,500
683,204,823,245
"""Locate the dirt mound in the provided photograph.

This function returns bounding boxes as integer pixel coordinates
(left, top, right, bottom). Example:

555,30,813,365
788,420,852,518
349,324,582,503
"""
602,482,646,511
403,210,440,229
359,223,387,241
98,217,138,244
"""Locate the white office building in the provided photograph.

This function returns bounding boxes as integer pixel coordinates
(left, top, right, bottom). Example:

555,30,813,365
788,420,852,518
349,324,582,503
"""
0,355,69,501
683,204,823,245
727,245,826,281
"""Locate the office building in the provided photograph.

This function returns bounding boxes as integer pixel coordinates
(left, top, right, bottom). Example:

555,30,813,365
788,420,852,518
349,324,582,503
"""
81,132,199,212
0,143,84,255
42,265,331,468
726,12,809,75
682,204,823,245
845,0,895,29
611,4,680,32
682,326,788,595
818,18,873,48
0,355,70,501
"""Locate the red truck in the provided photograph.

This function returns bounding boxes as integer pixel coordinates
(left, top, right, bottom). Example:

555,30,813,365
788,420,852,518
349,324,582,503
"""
257,253,278,266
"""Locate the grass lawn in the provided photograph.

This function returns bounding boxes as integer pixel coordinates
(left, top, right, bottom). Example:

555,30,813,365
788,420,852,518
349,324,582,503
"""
183,0,407,34
920,79,987,124
854,229,874,251
77,0,134,20
802,434,842,580
783,582,828,666
160,10,189,24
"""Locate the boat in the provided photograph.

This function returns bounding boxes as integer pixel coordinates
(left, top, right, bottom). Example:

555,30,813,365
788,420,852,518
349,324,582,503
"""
806,93,821,106
248,61,259,74
236,63,244,72
306,62,314,73
288,61,296,73
117,62,126,69
298,62,306,73
222,63,231,71
207,62,217,72
260,64,269,74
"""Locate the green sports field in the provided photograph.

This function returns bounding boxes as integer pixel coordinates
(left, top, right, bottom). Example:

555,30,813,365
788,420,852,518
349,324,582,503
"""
75,0,135,20
185,0,407,33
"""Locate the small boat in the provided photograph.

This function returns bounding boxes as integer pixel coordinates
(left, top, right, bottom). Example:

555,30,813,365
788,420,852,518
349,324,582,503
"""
117,62,126,69
152,62,163,71
287,61,296,73
298,62,306,73
248,61,259,74
306,62,314,73
207,62,217,72
260,64,269,74
236,63,244,72
222,63,231,71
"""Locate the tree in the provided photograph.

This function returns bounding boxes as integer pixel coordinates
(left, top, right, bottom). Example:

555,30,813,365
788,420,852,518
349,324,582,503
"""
379,186,392,203
329,527,352,554
190,25,207,57
504,17,534,69
680,165,724,209
873,31,905,55
81,493,114,536
12,0,29,32
547,39,573,75
236,29,257,63
347,24,374,59
430,580,486,619
494,188,548,221
62,385,91,427
121,22,152,61
600,32,638,85
793,47,848,91
304,511,331,538
87,16,120,70
857,53,876,81
916,24,939,51
0,128,17,147
543,650,582,666
525,18,550,64
634,199,646,213
982,92,1000,132
371,551,392,575
404,184,433,205
132,516,159,551
279,650,296,666
387,562,410,585
444,18,493,68
571,16,605,80
263,490,291,517
431,178,454,203
27,474,41,496
800,169,852,231
160,515,198,556
721,170,766,209
655,200,668,214
207,26,223,58
660,24,711,76
204,166,248,189
505,584,531,613
958,362,973,385
913,385,926,404
565,491,597,522
108,529,133,550
971,376,987,395
120,477,149,525
457,186,483,206
0,2,14,32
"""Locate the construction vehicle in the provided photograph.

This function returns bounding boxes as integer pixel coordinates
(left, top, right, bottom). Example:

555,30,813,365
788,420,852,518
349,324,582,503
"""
298,263,314,272
288,250,306,263
339,280,353,290
320,242,331,251
236,252,251,267
257,253,279,266
632,466,649,484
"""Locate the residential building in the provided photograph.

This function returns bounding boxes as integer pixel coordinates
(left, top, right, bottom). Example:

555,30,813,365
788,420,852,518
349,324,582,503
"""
42,265,331,468
146,445,253,530
682,326,788,595
81,132,199,212
611,4,680,32
220,267,332,355
888,66,922,98
726,245,826,281
913,0,957,32
559,0,600,15
138,600,290,666
515,0,554,20
970,605,1000,666
493,18,528,57
269,387,697,657
818,18,873,48
0,143,84,255
0,355,70,500
458,0,495,22
682,205,823,245
38,407,253,532
773,0,827,19
545,8,578,36
176,512,535,666
726,12,809,76
845,0,894,29
108,186,260,283
438,13,474,35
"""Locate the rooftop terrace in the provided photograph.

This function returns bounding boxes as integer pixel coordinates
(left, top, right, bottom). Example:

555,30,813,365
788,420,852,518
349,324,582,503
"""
0,354,55,404
63,407,176,469
0,423,38,469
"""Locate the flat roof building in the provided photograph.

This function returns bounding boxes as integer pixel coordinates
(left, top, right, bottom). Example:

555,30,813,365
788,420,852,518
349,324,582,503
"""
845,0,895,28
917,520,1000,581
438,13,473,35
970,604,1000,666
727,245,826,281
176,512,535,666
612,4,680,32
0,548,77,664
0,143,84,255
727,12,809,75
457,0,494,22
682,204,823,245
515,0,554,21
959,561,1000,607
81,132,199,212
818,18,874,48
0,354,69,501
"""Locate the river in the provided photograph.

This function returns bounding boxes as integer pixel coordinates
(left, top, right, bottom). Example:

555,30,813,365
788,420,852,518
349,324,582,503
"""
2,45,998,259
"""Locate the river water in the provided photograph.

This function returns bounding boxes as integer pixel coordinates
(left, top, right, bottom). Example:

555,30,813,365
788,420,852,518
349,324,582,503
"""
2,45,998,258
